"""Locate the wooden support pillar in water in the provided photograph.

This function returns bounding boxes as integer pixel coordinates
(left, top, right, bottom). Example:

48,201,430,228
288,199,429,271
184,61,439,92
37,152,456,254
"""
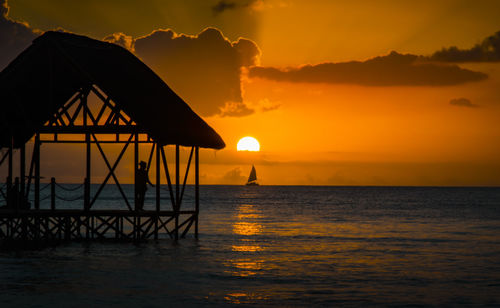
14,177,19,211
134,133,138,211
34,133,40,210
155,142,160,240
50,177,55,211
20,143,25,202
84,90,91,211
195,146,199,238
85,134,91,211
175,144,179,240
7,137,13,208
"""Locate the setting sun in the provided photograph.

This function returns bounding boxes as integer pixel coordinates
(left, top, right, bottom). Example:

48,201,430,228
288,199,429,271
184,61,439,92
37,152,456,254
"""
237,136,260,152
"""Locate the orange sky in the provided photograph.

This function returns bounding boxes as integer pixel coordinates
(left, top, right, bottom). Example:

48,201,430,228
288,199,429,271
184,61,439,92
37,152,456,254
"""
2,0,500,185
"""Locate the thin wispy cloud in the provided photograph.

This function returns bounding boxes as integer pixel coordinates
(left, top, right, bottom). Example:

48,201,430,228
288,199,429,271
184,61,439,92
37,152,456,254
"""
449,98,479,108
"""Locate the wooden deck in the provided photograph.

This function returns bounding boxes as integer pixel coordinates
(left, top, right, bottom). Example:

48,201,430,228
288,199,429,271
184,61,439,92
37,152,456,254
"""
0,209,197,247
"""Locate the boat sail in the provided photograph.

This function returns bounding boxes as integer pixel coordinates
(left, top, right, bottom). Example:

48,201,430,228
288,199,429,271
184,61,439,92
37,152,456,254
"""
246,165,259,186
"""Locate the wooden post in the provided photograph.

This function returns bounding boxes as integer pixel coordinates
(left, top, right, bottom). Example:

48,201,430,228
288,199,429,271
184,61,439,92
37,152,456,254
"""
20,143,25,201
84,90,91,211
115,216,119,239
35,133,40,210
86,214,90,239
155,142,160,240
65,216,71,240
156,143,160,212
137,215,141,240
85,134,91,210
14,177,19,211
175,144,179,240
51,177,56,211
7,138,13,207
195,146,199,238
84,177,90,211
134,133,138,211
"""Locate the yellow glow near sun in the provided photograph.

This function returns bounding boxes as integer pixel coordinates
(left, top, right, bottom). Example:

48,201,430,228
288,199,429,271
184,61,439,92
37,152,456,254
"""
237,136,260,151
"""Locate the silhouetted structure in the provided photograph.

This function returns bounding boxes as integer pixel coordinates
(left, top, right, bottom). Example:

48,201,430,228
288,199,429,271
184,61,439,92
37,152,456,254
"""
0,31,225,246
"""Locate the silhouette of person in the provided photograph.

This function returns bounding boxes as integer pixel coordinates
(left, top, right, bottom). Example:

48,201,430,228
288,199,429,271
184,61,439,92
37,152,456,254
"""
135,161,153,211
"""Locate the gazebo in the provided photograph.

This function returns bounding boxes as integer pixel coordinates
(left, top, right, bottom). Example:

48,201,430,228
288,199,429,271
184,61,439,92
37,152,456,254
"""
0,31,225,244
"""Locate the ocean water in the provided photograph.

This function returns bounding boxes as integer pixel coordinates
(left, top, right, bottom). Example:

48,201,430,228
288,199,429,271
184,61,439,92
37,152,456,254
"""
1,185,500,307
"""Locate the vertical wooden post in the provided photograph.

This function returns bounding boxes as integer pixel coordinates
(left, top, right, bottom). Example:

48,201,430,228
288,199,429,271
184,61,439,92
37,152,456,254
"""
134,133,138,211
155,142,160,240
115,216,119,239
133,134,139,239
14,177,19,211
156,143,160,212
84,177,89,211
137,215,141,240
195,146,199,238
65,216,71,240
85,134,90,210
50,177,56,211
35,133,40,210
84,90,91,211
20,143,25,202
7,138,13,207
175,144,179,240
86,213,90,239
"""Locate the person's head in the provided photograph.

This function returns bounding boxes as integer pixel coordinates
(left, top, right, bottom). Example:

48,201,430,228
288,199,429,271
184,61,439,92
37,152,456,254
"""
139,161,147,169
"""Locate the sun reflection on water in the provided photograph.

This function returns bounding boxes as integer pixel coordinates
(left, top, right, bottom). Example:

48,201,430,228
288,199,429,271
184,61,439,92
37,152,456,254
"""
232,204,263,236
232,222,262,236
228,203,265,277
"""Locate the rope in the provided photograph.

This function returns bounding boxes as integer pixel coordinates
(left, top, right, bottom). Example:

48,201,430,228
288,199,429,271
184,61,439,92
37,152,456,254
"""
55,182,84,191
55,195,83,202
28,194,51,203
40,183,51,191
40,194,51,201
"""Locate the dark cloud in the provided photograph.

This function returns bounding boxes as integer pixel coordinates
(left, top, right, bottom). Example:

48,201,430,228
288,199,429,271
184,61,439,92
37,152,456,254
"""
0,0,39,70
449,98,479,108
212,1,237,15
133,27,261,117
429,31,500,63
249,51,487,86
211,0,260,15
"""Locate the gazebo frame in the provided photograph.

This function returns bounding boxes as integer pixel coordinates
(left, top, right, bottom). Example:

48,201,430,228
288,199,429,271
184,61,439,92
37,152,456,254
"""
0,85,200,243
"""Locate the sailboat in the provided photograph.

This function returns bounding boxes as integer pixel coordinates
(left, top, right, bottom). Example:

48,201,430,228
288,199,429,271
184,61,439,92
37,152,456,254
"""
246,165,259,186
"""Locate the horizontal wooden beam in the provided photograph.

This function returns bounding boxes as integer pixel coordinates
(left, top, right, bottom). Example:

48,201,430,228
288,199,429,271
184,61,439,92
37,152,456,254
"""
38,125,146,134
40,140,155,144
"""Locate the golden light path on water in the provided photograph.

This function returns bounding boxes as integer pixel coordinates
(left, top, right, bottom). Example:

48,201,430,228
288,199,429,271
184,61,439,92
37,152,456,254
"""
229,203,264,280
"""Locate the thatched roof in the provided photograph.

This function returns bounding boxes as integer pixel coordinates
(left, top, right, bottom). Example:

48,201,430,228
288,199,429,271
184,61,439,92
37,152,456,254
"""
0,31,225,149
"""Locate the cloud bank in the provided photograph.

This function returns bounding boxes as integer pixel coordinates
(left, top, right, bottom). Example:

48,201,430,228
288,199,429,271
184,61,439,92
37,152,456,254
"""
133,27,261,117
430,31,500,63
249,51,487,86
